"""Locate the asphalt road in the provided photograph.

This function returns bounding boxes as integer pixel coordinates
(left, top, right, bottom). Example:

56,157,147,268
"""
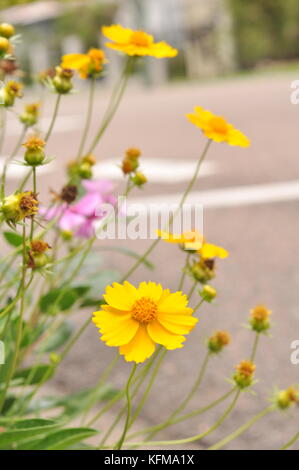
2,72,299,449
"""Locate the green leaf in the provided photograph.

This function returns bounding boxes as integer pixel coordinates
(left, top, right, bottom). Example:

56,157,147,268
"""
0,419,60,449
39,285,91,315
3,231,23,247
21,427,98,450
37,320,74,352
14,364,54,385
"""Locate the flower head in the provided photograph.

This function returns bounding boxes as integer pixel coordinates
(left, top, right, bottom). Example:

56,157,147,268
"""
23,136,46,166
249,304,272,333
276,387,299,410
186,106,250,147
52,66,74,94
1,191,38,224
0,23,15,39
102,25,178,58
61,48,107,79
0,80,23,107
93,281,198,363
233,360,256,389
20,102,40,127
157,229,204,251
208,330,231,353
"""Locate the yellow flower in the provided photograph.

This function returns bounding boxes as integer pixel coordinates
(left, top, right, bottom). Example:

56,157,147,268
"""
61,48,107,79
1,191,38,223
93,281,198,363
186,106,250,147
102,25,178,58
199,242,229,260
157,229,204,251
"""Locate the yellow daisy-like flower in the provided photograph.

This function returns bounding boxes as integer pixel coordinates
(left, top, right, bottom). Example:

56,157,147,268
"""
157,229,204,251
186,106,250,147
93,281,198,363
199,242,229,260
102,25,178,58
61,48,107,79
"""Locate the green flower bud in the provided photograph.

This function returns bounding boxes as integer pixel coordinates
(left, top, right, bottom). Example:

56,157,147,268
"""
0,23,15,39
78,162,92,179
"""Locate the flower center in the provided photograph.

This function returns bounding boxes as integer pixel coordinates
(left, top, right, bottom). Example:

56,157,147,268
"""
131,297,158,324
209,116,229,134
130,31,152,47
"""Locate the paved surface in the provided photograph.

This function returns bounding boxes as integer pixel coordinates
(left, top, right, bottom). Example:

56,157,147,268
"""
3,72,299,449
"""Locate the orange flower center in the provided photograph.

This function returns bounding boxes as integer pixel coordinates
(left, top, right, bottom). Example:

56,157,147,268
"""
130,31,152,47
209,116,229,134
132,297,158,324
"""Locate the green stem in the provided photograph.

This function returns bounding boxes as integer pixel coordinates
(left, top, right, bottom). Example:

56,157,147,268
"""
44,94,61,142
127,389,241,448
121,140,212,282
281,430,299,450
178,253,190,291
209,406,274,450
0,224,27,412
30,166,37,240
76,78,96,161
87,57,134,155
187,281,197,300
1,125,27,200
114,363,137,450
250,333,260,362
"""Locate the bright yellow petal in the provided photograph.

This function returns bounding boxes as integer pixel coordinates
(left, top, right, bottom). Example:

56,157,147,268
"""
136,281,163,303
119,325,155,363
103,281,137,311
102,24,133,44
158,291,189,313
200,243,229,259
147,320,185,350
61,53,90,70
158,313,198,335
227,128,250,148
92,311,139,346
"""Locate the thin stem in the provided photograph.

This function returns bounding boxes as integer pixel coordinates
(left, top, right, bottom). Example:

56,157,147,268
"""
30,166,37,240
0,224,27,412
76,78,96,161
1,125,27,200
87,57,134,155
250,333,260,362
127,388,235,441
127,389,241,448
209,406,274,450
281,430,299,450
187,281,197,300
193,298,205,315
121,140,212,282
114,363,137,450
178,253,190,291
44,94,61,142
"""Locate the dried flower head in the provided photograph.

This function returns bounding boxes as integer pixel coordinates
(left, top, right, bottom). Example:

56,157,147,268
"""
234,360,256,389
208,330,231,353
250,305,272,333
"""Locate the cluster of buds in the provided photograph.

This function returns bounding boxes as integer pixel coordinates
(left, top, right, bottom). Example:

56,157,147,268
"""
121,148,147,187
189,258,215,284
208,330,231,354
200,284,217,303
0,23,15,58
0,80,22,107
20,103,40,127
249,304,272,333
275,387,299,410
233,360,256,389
23,136,46,166
67,154,96,180
27,239,51,270
82,48,107,79
1,191,38,225
52,66,74,94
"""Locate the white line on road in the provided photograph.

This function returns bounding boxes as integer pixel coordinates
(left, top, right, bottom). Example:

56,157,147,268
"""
130,180,299,209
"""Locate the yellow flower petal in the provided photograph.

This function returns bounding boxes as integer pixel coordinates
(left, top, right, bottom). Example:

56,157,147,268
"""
158,291,189,313
102,24,133,44
103,281,137,311
61,53,90,70
147,320,185,350
200,243,229,259
158,313,198,335
136,281,163,303
119,326,155,363
93,311,139,347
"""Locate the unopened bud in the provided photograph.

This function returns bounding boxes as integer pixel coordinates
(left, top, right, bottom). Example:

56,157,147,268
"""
0,23,15,39
208,331,231,353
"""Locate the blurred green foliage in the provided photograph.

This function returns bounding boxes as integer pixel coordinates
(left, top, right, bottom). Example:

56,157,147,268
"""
229,0,299,68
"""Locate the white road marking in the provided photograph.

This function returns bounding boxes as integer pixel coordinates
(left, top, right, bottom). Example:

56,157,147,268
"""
130,180,299,209
93,159,216,183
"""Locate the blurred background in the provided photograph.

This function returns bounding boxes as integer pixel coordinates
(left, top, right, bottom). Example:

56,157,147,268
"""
1,0,299,450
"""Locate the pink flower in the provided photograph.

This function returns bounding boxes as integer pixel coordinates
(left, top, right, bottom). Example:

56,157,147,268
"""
42,179,116,238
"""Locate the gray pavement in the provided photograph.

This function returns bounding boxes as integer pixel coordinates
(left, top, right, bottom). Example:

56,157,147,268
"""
3,72,299,449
